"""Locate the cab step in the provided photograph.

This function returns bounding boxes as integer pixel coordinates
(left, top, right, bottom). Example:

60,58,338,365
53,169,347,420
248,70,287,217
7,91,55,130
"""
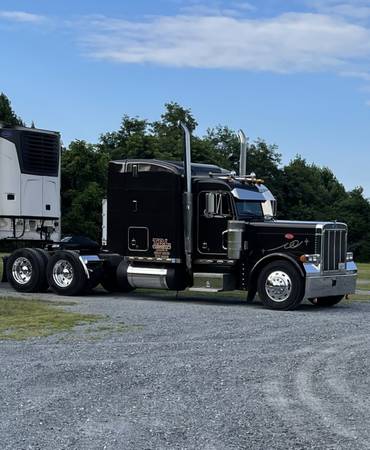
189,272,235,292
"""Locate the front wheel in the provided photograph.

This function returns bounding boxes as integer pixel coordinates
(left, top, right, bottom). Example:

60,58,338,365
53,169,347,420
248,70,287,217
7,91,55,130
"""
309,296,344,307
257,261,304,310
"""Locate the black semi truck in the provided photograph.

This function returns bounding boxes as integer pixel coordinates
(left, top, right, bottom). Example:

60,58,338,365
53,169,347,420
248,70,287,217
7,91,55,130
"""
2,123,357,310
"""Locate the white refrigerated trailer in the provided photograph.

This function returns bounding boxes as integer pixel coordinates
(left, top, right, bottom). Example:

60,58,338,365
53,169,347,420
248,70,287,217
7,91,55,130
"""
0,122,61,245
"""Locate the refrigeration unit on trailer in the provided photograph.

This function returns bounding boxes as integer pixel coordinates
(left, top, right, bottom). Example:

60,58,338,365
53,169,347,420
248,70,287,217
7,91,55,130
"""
0,122,61,245
3,122,357,310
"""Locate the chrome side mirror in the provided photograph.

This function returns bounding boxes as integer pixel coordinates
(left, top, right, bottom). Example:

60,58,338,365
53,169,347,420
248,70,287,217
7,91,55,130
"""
205,192,216,216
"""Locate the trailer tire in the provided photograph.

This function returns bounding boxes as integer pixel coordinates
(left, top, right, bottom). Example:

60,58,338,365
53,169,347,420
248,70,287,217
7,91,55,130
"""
6,248,46,293
47,251,88,296
33,248,50,292
309,295,344,307
116,260,134,293
257,260,304,310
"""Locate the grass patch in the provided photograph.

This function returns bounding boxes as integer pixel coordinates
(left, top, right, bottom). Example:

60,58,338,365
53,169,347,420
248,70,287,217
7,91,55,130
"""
348,293,370,302
357,263,370,281
0,296,99,340
356,283,370,291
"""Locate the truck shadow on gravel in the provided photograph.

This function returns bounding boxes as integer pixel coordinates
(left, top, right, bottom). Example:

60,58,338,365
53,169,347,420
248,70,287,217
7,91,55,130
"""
89,288,354,312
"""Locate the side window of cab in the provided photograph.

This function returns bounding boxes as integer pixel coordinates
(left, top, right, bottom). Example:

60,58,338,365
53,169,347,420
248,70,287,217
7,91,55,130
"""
201,191,233,219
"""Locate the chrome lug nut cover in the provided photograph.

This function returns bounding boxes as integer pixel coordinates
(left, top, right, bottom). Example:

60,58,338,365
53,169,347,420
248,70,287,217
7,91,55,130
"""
265,270,292,302
52,260,74,288
12,257,33,285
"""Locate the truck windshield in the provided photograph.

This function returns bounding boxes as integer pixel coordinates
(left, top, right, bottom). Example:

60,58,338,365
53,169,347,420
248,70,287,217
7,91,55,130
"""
235,201,264,219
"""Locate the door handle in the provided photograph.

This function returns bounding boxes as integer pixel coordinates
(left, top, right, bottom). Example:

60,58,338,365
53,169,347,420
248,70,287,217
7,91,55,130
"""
222,230,228,250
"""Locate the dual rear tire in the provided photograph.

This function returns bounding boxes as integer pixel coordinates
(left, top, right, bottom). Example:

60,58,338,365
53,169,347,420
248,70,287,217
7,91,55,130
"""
6,248,49,293
6,249,130,296
47,251,89,296
7,249,91,296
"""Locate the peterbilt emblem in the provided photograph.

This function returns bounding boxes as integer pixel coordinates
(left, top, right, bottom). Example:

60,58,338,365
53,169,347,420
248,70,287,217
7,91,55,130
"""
285,233,294,240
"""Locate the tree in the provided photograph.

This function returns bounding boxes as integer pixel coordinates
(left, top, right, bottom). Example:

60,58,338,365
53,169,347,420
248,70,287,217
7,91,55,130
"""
61,140,108,240
279,156,347,220
0,93,24,126
99,115,154,161
336,187,370,261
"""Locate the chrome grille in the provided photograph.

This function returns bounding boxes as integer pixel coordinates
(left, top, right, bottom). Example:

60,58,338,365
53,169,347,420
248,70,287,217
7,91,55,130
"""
322,227,347,272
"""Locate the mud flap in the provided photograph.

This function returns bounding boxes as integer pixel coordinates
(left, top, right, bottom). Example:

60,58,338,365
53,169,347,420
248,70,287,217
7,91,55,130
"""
1,256,8,282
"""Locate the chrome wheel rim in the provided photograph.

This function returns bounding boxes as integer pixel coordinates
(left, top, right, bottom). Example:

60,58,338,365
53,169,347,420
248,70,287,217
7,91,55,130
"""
265,271,292,302
12,257,33,285
52,259,74,288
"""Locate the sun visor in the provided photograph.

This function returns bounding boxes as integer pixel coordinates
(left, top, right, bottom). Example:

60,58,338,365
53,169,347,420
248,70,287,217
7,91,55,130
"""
231,188,266,202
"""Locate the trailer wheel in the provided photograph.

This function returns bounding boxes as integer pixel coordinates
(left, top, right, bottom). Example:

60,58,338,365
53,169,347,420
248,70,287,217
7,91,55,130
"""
257,260,304,310
33,248,50,292
6,248,46,293
309,295,344,307
47,251,88,296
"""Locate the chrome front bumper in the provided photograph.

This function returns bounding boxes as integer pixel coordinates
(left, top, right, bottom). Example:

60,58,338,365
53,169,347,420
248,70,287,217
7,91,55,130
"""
303,261,357,299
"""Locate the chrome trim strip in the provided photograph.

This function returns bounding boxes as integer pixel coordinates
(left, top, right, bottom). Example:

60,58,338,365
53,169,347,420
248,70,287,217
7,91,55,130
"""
127,256,182,263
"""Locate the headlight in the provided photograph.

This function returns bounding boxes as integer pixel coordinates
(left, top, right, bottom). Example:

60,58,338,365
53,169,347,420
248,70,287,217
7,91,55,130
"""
300,254,321,265
346,252,354,261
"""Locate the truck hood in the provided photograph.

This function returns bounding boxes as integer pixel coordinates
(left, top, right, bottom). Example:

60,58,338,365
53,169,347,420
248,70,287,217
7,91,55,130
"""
246,220,346,257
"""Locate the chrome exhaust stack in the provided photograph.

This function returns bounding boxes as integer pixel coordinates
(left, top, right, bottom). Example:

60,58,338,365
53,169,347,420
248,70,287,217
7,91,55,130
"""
238,129,247,176
179,122,193,278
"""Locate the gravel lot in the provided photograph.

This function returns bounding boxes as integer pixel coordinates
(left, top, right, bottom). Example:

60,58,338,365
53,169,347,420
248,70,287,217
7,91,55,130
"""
1,283,370,450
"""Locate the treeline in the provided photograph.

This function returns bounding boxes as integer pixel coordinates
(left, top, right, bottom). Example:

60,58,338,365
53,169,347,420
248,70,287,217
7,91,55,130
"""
2,95,370,260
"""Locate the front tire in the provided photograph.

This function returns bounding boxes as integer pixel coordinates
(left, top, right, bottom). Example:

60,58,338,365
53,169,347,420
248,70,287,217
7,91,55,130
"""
257,260,304,310
309,295,344,307
47,251,88,296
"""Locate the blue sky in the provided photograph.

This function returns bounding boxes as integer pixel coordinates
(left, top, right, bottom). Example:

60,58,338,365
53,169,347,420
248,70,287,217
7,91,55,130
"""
1,0,370,196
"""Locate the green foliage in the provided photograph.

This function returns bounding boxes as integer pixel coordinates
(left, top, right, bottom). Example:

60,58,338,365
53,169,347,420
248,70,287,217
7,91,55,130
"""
335,187,370,261
279,156,347,220
61,140,108,240
0,93,24,126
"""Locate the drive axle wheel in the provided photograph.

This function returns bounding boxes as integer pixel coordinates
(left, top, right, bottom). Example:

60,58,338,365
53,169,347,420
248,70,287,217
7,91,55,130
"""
309,295,344,307
257,260,304,310
47,251,88,296
6,248,46,293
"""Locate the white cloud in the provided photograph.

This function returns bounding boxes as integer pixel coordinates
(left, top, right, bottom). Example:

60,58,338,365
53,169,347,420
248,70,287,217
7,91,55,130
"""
310,1,370,19
0,10,46,23
81,12,370,74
